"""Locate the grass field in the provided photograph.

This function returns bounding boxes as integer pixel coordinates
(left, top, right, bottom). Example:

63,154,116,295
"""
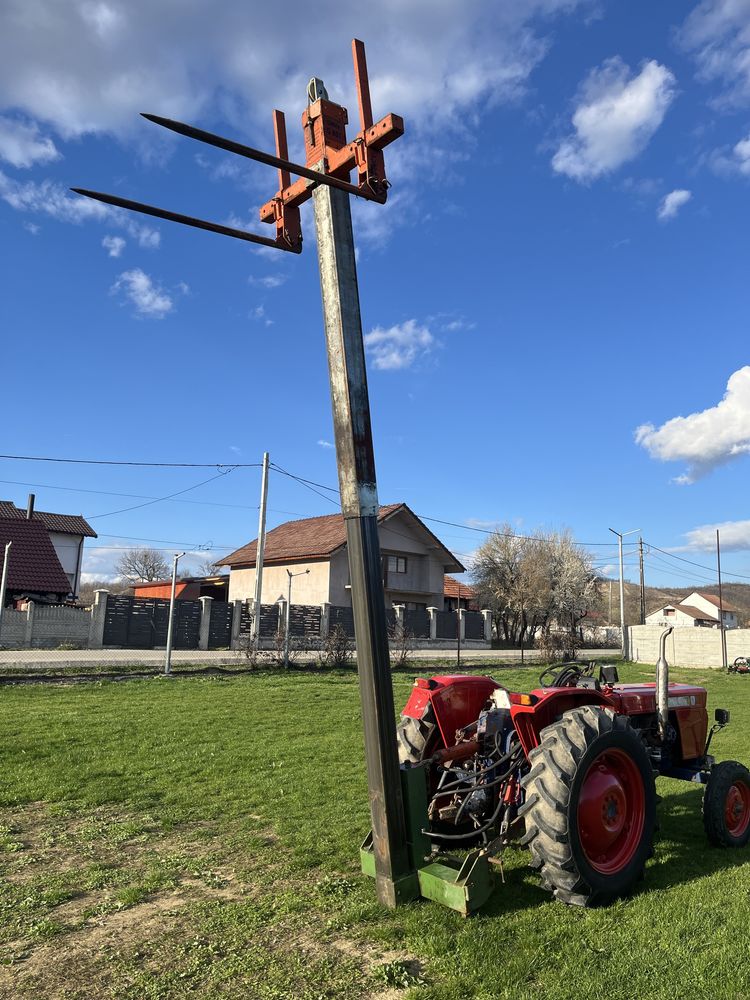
2,662,750,999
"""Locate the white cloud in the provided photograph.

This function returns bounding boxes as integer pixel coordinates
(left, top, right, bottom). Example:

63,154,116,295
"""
249,274,287,289
112,268,173,318
713,132,750,176
364,319,434,371
635,366,750,482
317,439,334,449
102,234,125,257
657,188,692,220
23,221,40,235
678,0,750,108
0,171,160,246
552,57,676,181
682,519,750,552
0,2,594,142
0,115,59,168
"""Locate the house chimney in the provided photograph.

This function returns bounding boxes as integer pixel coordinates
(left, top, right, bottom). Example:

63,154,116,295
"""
26,493,35,520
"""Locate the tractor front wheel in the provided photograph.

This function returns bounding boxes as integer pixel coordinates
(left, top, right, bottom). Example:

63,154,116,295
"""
703,760,750,847
520,705,656,907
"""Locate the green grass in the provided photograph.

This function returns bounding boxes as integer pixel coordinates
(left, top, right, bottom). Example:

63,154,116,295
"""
1,663,749,999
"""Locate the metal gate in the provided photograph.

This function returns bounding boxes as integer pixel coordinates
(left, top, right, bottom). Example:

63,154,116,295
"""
102,594,201,649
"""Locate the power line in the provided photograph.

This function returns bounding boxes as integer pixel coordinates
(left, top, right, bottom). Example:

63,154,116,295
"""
0,454,262,468
86,468,238,520
0,477,299,517
644,541,750,583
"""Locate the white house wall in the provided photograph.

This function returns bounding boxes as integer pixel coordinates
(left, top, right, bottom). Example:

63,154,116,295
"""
48,531,83,595
228,560,331,605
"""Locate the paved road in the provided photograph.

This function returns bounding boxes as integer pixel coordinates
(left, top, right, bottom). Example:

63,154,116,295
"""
0,647,618,671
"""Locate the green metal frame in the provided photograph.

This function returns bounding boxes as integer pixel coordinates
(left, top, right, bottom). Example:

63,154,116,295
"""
360,765,495,916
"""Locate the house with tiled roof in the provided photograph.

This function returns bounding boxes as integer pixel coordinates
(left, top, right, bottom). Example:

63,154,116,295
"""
218,503,464,611
0,495,97,599
443,575,477,611
0,516,73,606
646,591,741,630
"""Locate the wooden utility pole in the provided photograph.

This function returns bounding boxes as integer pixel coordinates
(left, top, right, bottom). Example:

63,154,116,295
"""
312,172,414,908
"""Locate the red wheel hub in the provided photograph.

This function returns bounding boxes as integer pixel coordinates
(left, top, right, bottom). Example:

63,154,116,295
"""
577,749,645,875
725,782,750,837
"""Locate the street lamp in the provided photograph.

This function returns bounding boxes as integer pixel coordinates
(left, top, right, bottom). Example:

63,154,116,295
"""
164,551,185,676
608,527,639,658
0,541,11,638
284,568,310,668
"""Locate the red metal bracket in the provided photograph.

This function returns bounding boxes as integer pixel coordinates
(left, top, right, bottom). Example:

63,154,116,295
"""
259,39,403,229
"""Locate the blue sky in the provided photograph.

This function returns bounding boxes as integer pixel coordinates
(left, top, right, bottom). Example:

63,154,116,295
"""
2,0,750,591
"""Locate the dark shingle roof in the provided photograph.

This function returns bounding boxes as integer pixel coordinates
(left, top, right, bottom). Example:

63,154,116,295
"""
219,503,464,572
0,517,72,594
676,604,718,622
0,501,97,538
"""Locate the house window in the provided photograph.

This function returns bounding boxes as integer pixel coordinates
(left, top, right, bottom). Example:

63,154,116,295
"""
404,602,426,611
664,609,674,617
387,555,407,574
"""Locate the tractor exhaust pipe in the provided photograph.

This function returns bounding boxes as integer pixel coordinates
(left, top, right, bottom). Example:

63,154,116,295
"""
656,626,674,739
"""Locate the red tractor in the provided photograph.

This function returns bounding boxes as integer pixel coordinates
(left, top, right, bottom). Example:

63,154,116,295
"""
386,629,750,910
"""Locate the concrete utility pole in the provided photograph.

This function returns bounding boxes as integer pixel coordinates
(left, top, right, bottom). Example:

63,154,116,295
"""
0,541,11,635
164,551,185,676
717,529,728,670
252,451,270,650
312,163,414,908
638,537,646,625
609,527,639,659
456,581,461,668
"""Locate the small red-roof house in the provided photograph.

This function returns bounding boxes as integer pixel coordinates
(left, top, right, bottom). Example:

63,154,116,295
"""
443,575,478,611
218,503,464,611
0,516,73,606
132,575,229,602
0,494,96,598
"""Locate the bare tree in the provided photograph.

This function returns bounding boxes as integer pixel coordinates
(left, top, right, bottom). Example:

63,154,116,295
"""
115,547,170,583
196,557,227,577
472,525,598,646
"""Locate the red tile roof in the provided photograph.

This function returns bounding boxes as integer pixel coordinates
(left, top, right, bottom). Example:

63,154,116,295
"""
443,575,475,599
695,592,741,613
218,503,464,572
676,604,718,622
0,501,97,538
0,517,72,594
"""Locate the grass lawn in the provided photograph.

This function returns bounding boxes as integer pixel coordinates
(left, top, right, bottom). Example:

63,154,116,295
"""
2,662,750,999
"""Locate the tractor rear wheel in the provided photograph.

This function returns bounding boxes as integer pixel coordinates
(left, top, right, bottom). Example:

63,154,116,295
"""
519,704,656,907
703,760,750,847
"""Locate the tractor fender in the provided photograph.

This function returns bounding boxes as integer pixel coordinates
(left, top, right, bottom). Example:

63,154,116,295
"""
511,688,615,757
401,675,500,751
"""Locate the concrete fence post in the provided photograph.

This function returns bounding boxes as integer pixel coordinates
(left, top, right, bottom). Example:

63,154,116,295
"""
481,609,493,643
230,599,243,650
88,589,110,649
458,608,466,642
198,596,213,651
393,604,404,638
24,601,36,648
427,607,437,641
320,602,331,639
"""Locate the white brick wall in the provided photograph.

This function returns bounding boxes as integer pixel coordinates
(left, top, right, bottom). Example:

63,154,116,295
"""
628,624,750,668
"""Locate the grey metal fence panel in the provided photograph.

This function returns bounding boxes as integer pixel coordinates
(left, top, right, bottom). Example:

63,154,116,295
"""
239,602,281,638
288,604,322,637
464,611,484,641
403,608,430,639
102,594,201,649
329,605,355,637
436,610,458,640
208,601,233,649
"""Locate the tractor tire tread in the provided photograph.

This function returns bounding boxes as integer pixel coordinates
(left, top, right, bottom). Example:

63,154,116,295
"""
520,704,656,908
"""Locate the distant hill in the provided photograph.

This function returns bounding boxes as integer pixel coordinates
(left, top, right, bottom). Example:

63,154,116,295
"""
596,581,750,627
